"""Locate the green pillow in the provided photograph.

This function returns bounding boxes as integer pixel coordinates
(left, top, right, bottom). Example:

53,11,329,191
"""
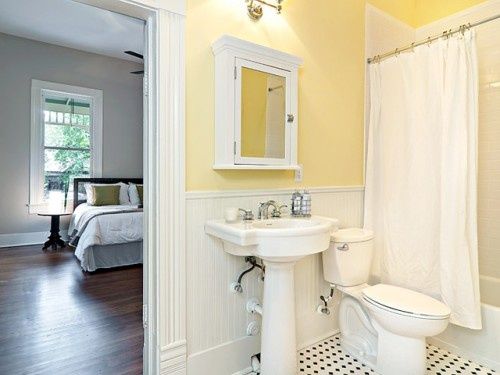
89,185,120,206
137,185,143,204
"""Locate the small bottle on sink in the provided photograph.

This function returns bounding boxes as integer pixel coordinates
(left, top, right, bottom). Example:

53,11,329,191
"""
300,190,311,217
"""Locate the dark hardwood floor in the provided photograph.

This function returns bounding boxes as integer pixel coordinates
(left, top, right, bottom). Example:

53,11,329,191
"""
0,245,143,375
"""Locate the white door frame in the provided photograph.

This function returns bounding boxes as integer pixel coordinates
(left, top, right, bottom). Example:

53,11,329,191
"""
74,1,186,374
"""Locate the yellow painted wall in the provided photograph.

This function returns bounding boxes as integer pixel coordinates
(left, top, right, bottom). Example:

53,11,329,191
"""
367,0,416,26
186,0,366,190
367,0,487,26
415,0,487,26
185,0,487,191
241,68,267,157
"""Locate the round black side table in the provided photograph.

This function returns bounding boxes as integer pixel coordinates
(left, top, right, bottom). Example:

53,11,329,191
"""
38,212,71,251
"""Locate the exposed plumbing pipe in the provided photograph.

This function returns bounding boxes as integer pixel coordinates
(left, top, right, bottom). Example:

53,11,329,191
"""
317,285,336,315
251,354,261,373
230,256,265,293
247,298,263,316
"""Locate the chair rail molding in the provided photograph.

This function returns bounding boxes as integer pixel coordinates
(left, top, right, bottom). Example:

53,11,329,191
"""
73,1,186,374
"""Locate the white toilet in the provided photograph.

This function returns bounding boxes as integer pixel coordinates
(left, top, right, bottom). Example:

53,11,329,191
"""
322,228,451,375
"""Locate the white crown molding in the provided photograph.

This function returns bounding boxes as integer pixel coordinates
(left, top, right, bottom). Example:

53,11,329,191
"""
185,186,365,200
212,35,303,68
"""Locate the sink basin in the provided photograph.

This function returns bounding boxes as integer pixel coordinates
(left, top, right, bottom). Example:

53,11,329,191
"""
205,216,334,262
205,215,336,375
252,218,320,229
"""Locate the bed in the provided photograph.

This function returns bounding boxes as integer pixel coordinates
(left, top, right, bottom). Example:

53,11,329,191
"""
69,178,143,272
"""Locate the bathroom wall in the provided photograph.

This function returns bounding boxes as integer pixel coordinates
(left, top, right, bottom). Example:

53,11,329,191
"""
415,0,488,26
367,0,416,26
186,0,366,190
186,188,363,374
183,1,496,373
366,0,488,27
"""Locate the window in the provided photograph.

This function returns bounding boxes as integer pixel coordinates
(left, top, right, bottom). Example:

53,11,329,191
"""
30,80,102,212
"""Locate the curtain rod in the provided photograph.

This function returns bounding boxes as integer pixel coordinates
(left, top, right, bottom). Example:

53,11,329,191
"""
367,13,500,64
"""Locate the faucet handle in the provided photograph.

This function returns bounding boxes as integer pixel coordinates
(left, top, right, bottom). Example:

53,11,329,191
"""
271,204,288,218
239,208,254,221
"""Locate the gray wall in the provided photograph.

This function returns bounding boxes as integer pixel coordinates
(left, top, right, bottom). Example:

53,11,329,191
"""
0,32,143,235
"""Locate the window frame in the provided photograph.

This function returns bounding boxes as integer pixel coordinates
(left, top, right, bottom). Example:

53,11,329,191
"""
30,79,103,211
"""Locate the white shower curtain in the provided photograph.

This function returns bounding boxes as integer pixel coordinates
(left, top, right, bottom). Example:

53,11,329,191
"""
364,30,482,329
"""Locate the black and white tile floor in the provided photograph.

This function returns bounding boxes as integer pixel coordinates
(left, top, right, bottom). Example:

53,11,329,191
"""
297,335,496,375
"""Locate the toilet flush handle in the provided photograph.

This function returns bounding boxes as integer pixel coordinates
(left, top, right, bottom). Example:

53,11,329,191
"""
337,243,349,251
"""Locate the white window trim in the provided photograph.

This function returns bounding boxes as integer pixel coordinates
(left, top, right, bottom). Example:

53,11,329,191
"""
29,79,103,212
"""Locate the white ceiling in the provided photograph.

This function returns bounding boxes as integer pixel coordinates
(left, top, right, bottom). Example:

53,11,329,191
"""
0,0,145,62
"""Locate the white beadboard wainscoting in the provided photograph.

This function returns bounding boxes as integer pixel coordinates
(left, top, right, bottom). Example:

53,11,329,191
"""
185,186,364,375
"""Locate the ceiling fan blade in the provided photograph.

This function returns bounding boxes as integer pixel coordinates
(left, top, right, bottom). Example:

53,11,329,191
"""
130,70,144,75
124,50,144,59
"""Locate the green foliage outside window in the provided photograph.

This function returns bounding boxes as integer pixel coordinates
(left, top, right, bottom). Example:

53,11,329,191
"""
43,109,92,207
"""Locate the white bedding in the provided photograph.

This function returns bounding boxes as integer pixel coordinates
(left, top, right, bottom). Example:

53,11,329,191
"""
69,203,143,271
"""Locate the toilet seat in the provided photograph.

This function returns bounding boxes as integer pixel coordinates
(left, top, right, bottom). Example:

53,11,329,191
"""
362,284,450,320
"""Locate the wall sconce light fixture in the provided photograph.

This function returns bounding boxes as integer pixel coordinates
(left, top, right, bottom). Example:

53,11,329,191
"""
245,0,283,21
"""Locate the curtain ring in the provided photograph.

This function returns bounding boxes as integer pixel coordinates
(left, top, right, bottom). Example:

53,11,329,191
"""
427,36,432,46
410,42,415,52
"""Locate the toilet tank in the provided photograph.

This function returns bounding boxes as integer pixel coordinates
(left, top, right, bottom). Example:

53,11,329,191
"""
322,228,374,286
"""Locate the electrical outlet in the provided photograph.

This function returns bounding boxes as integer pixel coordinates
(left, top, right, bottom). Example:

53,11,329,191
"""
294,165,303,182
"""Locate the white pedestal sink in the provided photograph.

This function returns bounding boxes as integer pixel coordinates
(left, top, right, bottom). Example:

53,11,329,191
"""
205,216,335,375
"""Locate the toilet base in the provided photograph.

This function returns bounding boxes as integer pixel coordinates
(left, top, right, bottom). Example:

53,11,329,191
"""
339,296,428,375
372,320,427,375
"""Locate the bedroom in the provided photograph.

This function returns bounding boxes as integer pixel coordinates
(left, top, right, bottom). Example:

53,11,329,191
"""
0,0,146,373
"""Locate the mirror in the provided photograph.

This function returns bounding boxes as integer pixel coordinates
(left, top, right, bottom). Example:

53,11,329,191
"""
212,35,302,170
240,67,286,159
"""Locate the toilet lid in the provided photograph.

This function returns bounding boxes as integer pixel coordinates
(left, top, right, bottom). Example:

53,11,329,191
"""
331,228,374,243
362,284,451,319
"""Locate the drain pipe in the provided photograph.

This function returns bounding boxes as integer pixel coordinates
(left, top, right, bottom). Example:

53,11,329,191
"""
246,298,263,316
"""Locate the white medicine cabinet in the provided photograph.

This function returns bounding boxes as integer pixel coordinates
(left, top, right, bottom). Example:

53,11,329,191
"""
212,35,302,170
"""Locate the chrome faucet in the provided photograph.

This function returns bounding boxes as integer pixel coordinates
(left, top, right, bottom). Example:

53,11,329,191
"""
258,200,287,219
239,208,254,221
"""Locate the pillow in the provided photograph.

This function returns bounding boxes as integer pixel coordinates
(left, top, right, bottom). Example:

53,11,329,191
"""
88,185,120,206
128,183,143,205
85,182,131,205
137,185,143,204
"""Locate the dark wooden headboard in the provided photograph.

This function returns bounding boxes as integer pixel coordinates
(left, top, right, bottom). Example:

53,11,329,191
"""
73,177,143,210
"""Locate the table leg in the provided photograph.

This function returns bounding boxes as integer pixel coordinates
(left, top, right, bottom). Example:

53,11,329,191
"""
42,215,66,251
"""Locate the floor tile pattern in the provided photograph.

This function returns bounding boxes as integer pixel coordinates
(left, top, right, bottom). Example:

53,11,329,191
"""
297,335,496,375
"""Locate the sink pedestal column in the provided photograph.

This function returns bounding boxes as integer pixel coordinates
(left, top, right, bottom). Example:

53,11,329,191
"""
260,260,297,375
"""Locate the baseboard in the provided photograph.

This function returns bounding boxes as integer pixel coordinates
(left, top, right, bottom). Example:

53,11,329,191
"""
187,336,260,375
0,230,68,248
187,330,340,375
231,367,254,375
298,329,340,351
160,340,187,375
427,336,500,371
